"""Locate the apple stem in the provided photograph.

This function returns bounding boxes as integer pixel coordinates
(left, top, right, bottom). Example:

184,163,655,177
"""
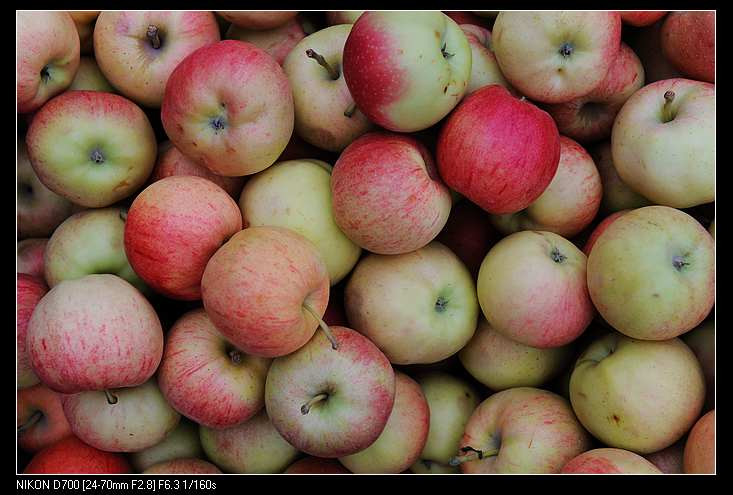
147,25,162,49
17,410,43,433
119,210,128,222
305,49,340,80
302,302,339,350
344,102,357,118
662,90,676,122
449,446,499,466
104,389,119,405
300,393,328,415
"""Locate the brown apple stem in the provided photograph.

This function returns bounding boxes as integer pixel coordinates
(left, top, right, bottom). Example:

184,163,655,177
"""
104,389,119,405
344,102,357,118
305,49,340,80
300,393,328,415
119,209,128,222
17,411,43,433
147,25,162,49
662,90,676,122
302,302,339,350
448,446,499,466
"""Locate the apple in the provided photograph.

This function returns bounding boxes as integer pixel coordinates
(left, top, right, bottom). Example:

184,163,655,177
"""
410,372,480,474
26,274,163,394
275,132,336,163
339,372,430,473
202,226,330,358
44,207,147,292
460,25,512,95
17,238,48,279
226,16,306,65
200,409,299,473
25,90,158,208
436,199,496,277
683,409,715,473
326,11,364,25
489,136,602,238
626,18,683,84
265,326,395,458
682,320,715,411
445,11,492,28
68,56,115,92
17,273,47,389
344,241,478,364
217,11,299,30
284,24,373,152
492,11,622,103
62,379,180,453
93,11,221,108
161,40,294,177
130,418,203,472
570,332,706,453
240,159,361,285
68,11,99,54
644,440,685,473
436,84,560,215
143,458,222,474
582,210,630,257
591,141,651,214
477,230,594,348
452,387,591,473
124,176,242,300
661,12,715,83
158,309,271,429
544,43,645,143
17,138,75,240
17,384,72,452
459,318,574,391
23,436,131,474
342,11,472,132
17,11,80,113
331,132,452,255
611,78,714,208
587,206,715,340
619,11,667,27
285,457,351,474
561,448,662,473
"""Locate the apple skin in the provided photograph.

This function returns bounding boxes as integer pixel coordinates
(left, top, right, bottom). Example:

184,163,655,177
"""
683,410,715,473
561,448,662,474
124,176,242,300
218,11,299,30
490,136,602,238
326,11,364,25
661,12,715,83
436,85,561,215
17,138,75,240
587,206,714,341
332,132,452,255
456,387,592,473
445,11,492,28
144,458,222,474
23,436,132,474
284,24,373,152
26,274,163,394
200,409,299,473
345,242,478,365
459,318,574,391
68,11,99,55
644,440,685,473
68,56,115,92
17,11,80,113
61,379,180,453
569,333,706,454
130,418,203,472
626,18,683,84
18,384,72,452
239,159,361,285
544,43,645,143
459,24,512,95
158,309,271,429
285,457,351,474
44,207,147,292
161,40,294,177
202,227,329,358
17,273,48,389
591,141,651,214
477,230,594,348
25,90,158,208
226,17,305,65
611,78,714,208
682,320,715,411
342,11,472,133
410,372,480,474
619,11,667,27
265,326,395,458
492,11,622,104
17,238,48,279
93,11,220,108
582,210,630,257
436,199,496,277
339,372,430,473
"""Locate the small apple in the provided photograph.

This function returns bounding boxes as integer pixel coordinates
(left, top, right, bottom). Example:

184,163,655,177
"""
460,25,512,95
226,16,306,65
130,418,203,472
23,436,131,474
683,409,715,473
561,448,662,474
591,141,651,214
68,56,115,92
143,458,222,474
17,384,72,452
661,11,715,83
285,457,351,474
17,273,47,389
17,238,48,279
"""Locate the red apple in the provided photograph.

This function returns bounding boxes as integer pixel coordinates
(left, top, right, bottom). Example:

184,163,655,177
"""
436,84,560,215
217,11,299,30
561,448,662,473
582,210,630,257
226,16,306,65
683,409,715,473
661,12,715,83
619,11,667,26
285,457,351,474
436,200,496,277
17,238,48,279
23,436,132,474
444,11,492,29
17,384,72,452
17,273,48,389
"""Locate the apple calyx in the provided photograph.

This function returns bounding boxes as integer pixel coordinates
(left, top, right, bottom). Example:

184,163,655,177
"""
90,149,105,165
559,42,574,58
104,389,119,405
449,446,499,466
550,247,567,264
662,91,676,123
17,410,43,433
302,302,340,350
441,43,455,60
672,254,690,271
435,295,449,313
300,393,328,415
146,25,162,49
305,49,340,80
228,348,243,365
344,102,357,118
40,65,51,83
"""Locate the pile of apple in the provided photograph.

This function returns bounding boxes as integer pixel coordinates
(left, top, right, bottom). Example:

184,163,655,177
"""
17,10,715,475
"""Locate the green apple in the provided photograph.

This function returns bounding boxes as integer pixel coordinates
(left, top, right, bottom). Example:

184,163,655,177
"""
69,56,115,92
591,140,651,214
130,418,203,472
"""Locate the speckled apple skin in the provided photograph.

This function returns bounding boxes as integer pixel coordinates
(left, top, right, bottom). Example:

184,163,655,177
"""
23,436,132,474
17,273,47,388
661,12,715,83
17,238,49,280
619,11,667,27
17,384,72,452
561,448,662,473
217,11,298,30
226,17,305,66
683,410,715,473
